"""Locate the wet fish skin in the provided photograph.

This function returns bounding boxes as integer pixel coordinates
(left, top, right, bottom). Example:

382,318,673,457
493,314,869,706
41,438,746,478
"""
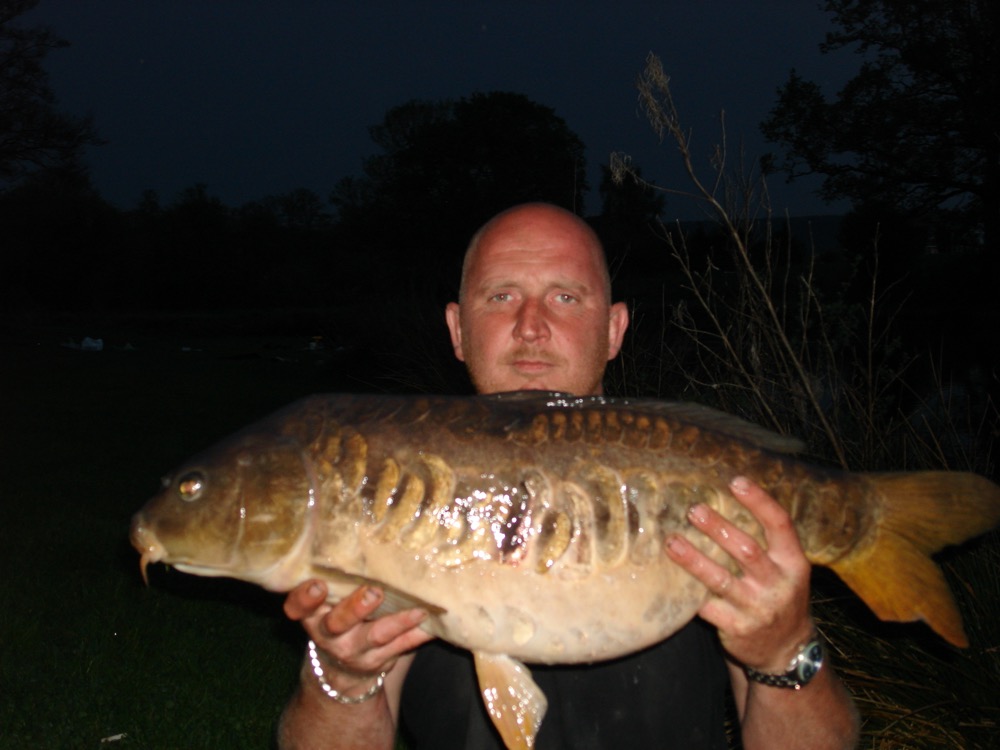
130,394,839,657
130,392,1000,749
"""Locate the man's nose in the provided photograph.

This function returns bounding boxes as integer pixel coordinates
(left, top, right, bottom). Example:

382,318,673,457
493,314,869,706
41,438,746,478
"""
513,299,550,342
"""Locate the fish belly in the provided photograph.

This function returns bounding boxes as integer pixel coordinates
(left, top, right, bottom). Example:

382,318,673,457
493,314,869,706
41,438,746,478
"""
336,470,754,664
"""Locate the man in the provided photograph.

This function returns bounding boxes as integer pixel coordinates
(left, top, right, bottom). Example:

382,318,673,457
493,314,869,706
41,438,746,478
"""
278,203,859,748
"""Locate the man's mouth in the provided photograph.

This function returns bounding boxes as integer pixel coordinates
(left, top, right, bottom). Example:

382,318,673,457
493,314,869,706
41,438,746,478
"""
509,351,562,375
512,359,552,372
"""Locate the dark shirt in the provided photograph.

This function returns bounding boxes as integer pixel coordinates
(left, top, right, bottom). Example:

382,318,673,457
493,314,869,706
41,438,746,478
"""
400,619,731,749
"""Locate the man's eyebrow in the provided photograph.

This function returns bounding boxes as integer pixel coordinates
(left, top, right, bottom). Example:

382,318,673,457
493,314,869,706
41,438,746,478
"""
477,275,592,290
547,277,593,293
475,277,517,288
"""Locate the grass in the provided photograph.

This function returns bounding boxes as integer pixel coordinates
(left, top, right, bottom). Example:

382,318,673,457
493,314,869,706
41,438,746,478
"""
0,325,354,749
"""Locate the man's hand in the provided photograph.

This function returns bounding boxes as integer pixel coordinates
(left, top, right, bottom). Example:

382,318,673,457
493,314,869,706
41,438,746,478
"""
664,476,814,672
284,581,434,687
278,583,432,749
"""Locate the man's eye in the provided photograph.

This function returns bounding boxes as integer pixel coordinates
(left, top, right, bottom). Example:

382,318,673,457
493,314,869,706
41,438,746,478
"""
555,293,578,304
489,293,512,302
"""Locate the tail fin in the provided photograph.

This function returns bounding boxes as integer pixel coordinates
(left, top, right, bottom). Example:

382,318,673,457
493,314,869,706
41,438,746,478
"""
829,471,1000,648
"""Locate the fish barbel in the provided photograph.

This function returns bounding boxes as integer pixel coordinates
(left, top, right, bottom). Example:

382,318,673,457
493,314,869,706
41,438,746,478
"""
130,392,1000,749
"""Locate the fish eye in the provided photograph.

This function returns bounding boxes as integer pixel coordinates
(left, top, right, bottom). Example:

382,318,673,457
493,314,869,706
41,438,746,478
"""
176,471,206,502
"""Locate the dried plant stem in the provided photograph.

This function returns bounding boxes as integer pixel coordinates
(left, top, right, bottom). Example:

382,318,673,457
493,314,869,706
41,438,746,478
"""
635,52,849,466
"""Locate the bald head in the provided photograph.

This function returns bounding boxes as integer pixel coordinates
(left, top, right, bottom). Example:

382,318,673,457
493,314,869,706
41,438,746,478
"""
460,203,612,304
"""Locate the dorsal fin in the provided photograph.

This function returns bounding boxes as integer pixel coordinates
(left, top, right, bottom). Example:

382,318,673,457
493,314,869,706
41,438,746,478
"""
628,400,806,454
484,392,805,455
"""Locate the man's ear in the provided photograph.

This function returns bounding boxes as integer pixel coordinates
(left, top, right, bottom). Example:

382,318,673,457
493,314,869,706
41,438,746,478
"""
445,302,465,361
606,302,629,360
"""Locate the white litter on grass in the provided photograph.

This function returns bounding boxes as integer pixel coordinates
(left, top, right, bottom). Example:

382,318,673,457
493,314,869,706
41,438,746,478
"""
60,337,105,351
100,733,127,743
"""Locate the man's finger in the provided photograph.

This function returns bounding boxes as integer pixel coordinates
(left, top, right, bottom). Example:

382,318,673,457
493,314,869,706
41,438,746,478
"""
728,476,805,559
283,579,327,620
320,586,383,636
664,534,738,598
368,607,429,648
687,502,766,570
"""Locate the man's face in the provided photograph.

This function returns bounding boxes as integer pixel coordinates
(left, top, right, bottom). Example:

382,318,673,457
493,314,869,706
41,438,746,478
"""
445,205,628,396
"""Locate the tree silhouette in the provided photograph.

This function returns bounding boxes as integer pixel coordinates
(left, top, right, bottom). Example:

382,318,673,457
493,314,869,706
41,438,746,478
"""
761,0,999,256
0,0,102,183
599,163,664,228
330,91,587,256
0,165,120,310
262,188,331,231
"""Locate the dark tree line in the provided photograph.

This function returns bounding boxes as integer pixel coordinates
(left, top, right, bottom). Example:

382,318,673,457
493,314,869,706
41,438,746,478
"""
0,89,612,315
1,0,996,395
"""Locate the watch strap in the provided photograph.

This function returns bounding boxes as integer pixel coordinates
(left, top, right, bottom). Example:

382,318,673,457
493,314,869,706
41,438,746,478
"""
745,637,825,690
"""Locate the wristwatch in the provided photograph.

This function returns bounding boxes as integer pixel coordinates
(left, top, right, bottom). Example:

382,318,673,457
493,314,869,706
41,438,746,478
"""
745,637,825,690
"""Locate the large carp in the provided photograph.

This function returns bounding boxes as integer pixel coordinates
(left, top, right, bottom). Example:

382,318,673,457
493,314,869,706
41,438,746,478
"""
131,392,1000,749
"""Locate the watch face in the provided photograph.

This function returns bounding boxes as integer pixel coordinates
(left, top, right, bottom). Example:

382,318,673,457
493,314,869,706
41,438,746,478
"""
745,638,825,689
797,660,818,682
795,641,825,684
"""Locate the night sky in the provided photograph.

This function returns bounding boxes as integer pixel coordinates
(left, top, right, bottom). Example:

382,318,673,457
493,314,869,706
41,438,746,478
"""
23,1,856,219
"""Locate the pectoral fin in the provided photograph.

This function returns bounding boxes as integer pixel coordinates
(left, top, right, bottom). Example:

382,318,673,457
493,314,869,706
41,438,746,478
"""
312,566,447,616
473,651,548,750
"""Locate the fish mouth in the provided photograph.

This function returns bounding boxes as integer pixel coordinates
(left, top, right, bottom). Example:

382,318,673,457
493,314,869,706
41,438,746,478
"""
130,517,226,583
130,513,165,585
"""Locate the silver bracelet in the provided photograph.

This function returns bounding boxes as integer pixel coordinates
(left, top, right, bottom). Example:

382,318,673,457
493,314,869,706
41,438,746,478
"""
307,639,387,704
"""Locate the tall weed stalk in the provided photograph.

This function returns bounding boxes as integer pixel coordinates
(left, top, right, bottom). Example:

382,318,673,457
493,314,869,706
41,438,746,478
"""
612,52,1000,749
